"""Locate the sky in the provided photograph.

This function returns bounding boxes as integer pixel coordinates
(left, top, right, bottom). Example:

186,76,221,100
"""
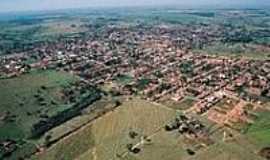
0,0,269,13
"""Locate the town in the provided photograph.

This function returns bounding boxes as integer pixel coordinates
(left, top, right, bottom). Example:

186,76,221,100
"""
1,24,269,107
0,8,269,160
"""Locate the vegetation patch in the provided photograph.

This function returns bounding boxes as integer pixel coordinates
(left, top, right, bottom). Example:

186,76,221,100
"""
164,97,197,111
0,70,76,159
245,111,270,148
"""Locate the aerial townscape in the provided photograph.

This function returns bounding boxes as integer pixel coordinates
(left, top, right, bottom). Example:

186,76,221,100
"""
0,4,270,160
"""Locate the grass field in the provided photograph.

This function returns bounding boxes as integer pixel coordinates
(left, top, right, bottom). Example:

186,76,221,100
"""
194,43,270,60
245,110,270,148
34,98,183,160
0,70,78,142
187,140,264,160
163,96,197,111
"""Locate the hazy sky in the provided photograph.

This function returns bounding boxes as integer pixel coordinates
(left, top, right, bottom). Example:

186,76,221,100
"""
0,0,269,12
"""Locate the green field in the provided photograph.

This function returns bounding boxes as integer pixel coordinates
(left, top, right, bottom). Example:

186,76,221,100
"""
0,70,78,140
0,70,79,159
245,110,270,148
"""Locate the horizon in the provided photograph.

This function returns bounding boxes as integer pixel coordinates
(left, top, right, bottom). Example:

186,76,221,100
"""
0,0,270,13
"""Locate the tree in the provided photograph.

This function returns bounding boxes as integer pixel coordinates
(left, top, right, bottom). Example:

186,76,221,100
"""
44,134,52,147
129,131,138,139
